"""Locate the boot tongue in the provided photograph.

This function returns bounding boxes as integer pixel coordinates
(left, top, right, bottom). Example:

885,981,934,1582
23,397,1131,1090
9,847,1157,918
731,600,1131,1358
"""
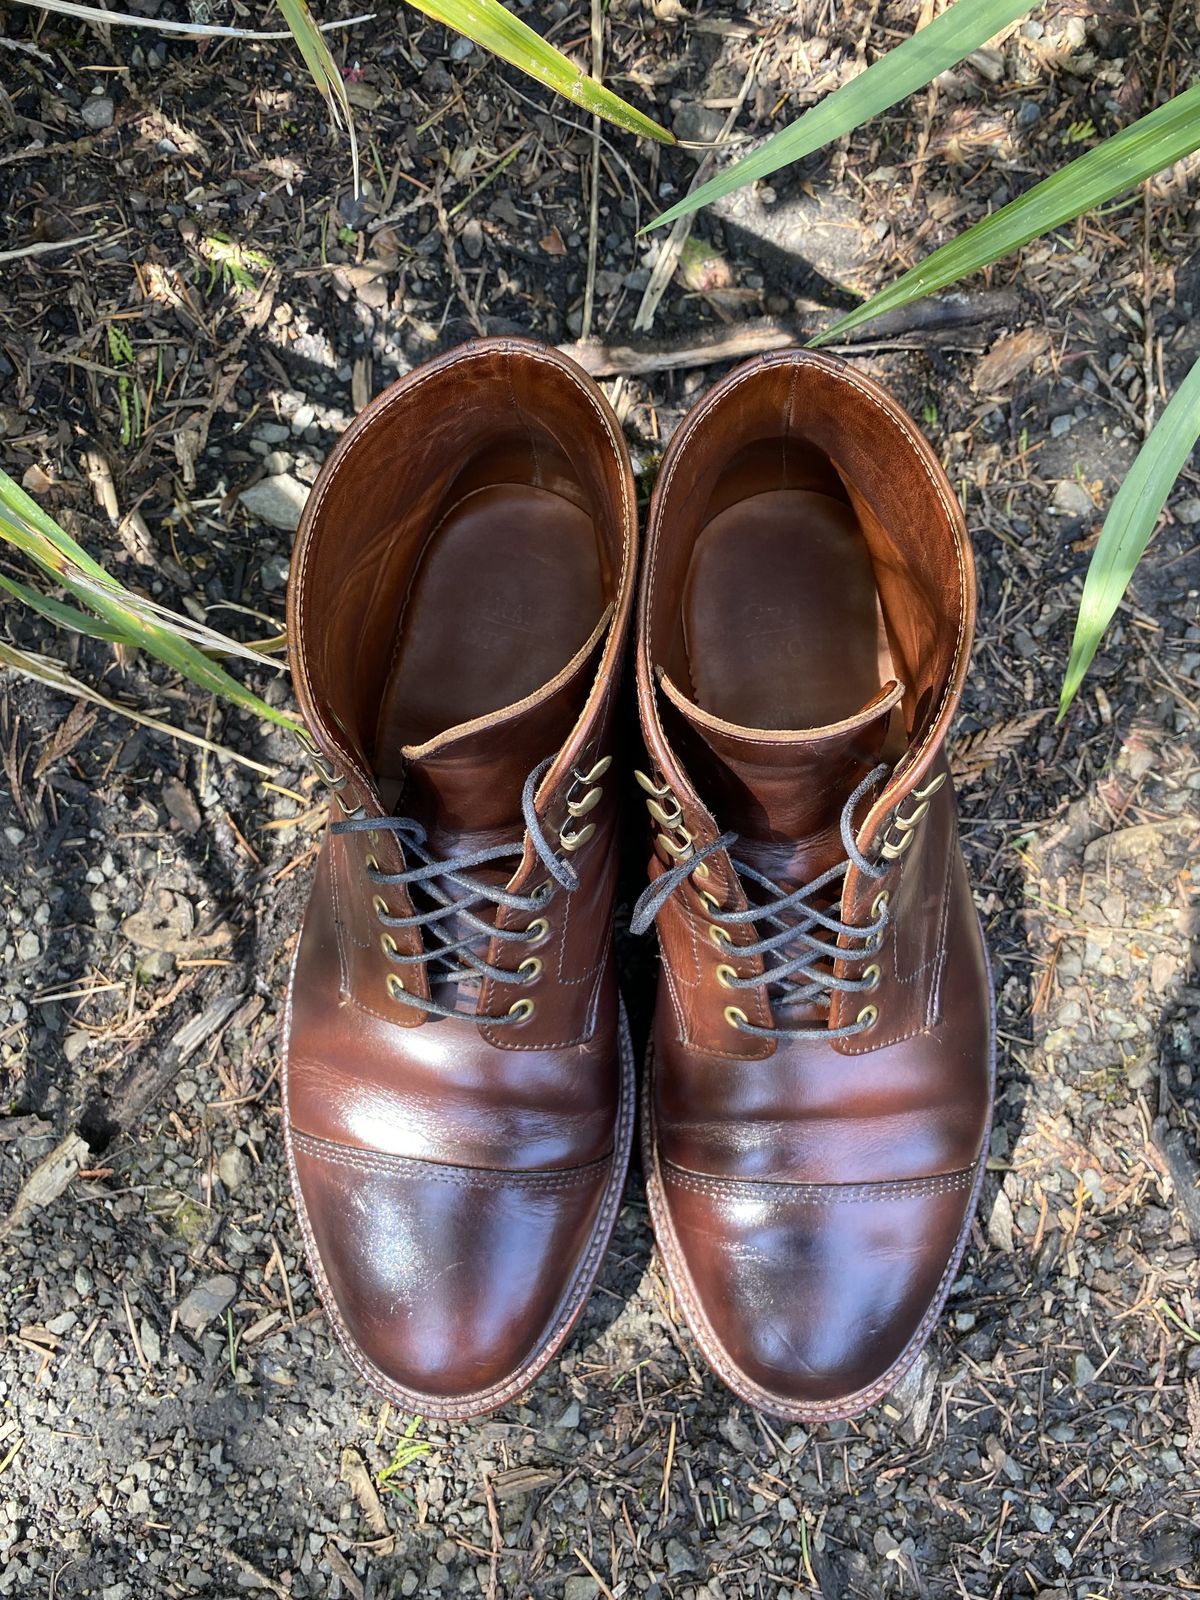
658,671,905,879
398,608,611,840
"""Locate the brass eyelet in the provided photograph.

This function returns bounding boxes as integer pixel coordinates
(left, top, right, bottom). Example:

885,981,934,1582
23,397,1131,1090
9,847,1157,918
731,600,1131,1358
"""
724,1005,748,1031
634,768,673,799
372,894,389,919
857,1003,879,1030
567,785,603,819
657,827,694,861
334,791,363,817
380,933,398,958
517,956,543,983
697,886,723,913
508,997,535,1022
862,963,881,991
646,796,683,828
871,889,891,920
715,963,737,990
573,754,612,786
368,830,380,846
525,916,550,945
691,860,711,881
386,973,406,1000
559,820,596,852
708,924,731,949
365,854,380,874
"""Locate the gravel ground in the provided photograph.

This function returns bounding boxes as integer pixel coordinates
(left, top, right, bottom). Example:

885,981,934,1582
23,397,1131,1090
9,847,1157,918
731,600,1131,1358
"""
2,1,1200,1596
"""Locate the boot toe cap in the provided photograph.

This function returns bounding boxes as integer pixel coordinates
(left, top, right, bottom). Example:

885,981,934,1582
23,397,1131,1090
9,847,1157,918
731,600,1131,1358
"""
659,1162,977,1414
291,1130,611,1408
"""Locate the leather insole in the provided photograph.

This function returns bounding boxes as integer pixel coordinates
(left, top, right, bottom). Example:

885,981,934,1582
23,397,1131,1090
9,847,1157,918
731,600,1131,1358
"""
683,489,893,730
376,484,604,765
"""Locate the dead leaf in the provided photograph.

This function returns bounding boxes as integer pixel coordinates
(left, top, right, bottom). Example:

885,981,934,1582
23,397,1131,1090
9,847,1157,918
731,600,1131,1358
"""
952,709,1050,786
539,226,567,256
340,1448,393,1550
971,328,1051,395
161,777,202,835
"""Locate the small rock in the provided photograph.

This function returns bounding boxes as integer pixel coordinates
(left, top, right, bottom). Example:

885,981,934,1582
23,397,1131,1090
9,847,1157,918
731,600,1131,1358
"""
177,1275,237,1335
161,777,201,835
1050,414,1073,437
255,421,292,445
82,96,115,131
563,1579,598,1600
218,1147,251,1193
1031,1504,1055,1533
665,1539,695,1575
672,103,726,148
553,1399,581,1431
139,1320,162,1366
1175,495,1200,525
16,931,40,962
1073,1352,1097,1388
260,552,291,591
987,1187,1015,1253
1051,479,1094,517
239,474,307,531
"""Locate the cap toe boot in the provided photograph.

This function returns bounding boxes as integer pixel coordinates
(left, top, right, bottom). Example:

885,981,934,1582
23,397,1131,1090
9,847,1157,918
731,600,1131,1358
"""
633,351,994,1420
284,338,637,1416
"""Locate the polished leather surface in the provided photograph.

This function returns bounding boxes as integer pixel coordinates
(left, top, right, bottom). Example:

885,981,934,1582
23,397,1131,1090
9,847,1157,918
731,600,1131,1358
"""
284,338,637,1416
636,351,994,1420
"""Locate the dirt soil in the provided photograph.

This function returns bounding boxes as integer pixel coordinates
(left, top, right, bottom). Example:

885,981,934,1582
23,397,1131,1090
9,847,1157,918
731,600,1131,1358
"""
2,1,1200,1596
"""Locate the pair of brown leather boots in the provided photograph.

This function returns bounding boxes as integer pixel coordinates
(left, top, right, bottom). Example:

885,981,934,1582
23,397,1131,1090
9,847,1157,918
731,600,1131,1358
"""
282,338,994,1423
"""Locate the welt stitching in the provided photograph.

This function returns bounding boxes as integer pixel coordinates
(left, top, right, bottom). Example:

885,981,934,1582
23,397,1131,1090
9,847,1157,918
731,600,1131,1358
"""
293,1130,609,1190
662,1164,974,1205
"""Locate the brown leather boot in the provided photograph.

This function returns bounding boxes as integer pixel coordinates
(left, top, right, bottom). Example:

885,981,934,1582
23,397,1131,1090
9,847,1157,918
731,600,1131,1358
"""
283,338,637,1417
631,351,993,1421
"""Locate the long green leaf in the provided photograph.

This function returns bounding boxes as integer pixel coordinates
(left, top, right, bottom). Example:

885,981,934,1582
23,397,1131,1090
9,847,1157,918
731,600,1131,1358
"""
644,0,1036,231
0,468,298,730
275,0,361,193
815,83,1200,344
1058,355,1200,718
0,572,126,642
405,0,674,144
0,640,279,776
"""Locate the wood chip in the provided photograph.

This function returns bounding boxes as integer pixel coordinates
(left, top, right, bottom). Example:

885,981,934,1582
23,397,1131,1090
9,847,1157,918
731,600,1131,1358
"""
0,1133,90,1244
971,328,1052,394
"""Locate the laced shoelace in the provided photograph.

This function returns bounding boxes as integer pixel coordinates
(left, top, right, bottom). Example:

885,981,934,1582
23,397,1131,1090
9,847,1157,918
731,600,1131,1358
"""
331,757,578,1024
630,763,892,1041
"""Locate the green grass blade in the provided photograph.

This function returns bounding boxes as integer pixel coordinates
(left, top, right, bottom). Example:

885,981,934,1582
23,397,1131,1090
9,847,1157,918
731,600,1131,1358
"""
403,0,674,144
1058,354,1200,718
815,82,1200,344
275,0,361,192
0,467,299,730
0,640,279,776
644,0,1036,231
0,573,126,643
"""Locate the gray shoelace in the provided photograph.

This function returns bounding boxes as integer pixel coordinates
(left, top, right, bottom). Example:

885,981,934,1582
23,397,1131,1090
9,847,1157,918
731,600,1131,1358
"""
332,757,577,1024
630,763,891,1041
